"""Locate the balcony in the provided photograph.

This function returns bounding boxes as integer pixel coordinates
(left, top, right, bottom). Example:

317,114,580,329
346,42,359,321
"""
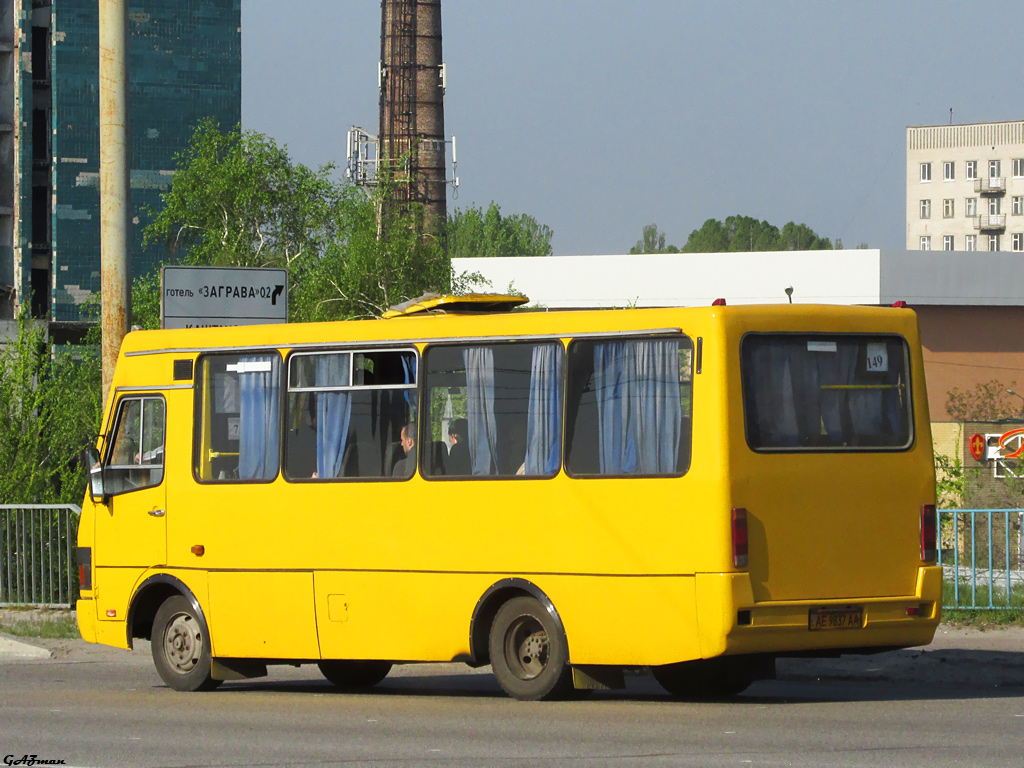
975,177,1006,194
975,214,1007,231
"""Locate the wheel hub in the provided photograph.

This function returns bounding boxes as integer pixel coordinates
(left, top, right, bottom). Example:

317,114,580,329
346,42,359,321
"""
505,616,549,680
163,612,201,674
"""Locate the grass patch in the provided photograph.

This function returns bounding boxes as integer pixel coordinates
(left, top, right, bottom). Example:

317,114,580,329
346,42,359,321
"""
0,609,80,639
941,608,1024,627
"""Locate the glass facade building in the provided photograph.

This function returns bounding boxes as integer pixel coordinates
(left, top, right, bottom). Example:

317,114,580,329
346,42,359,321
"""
0,0,240,322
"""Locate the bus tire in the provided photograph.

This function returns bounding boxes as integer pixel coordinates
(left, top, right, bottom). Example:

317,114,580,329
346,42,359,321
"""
652,658,754,700
489,596,574,701
317,660,392,689
151,595,221,692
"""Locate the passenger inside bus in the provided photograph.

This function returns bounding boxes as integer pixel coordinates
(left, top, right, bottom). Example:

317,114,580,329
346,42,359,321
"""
446,418,471,475
392,421,417,478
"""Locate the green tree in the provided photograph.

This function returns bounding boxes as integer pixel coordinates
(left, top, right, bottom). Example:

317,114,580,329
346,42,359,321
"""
946,380,1021,422
144,121,452,322
0,316,101,504
680,215,833,252
131,272,162,331
144,119,339,271
446,202,553,259
292,180,450,321
629,223,679,254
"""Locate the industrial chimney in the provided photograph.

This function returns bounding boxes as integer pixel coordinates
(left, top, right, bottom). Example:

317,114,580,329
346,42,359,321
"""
379,0,447,241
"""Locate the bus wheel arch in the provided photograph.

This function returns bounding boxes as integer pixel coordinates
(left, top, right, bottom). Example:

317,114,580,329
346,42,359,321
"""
469,578,568,668
128,574,210,649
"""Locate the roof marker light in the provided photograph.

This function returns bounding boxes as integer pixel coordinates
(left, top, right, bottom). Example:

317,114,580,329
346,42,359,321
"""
712,298,727,306
892,301,907,308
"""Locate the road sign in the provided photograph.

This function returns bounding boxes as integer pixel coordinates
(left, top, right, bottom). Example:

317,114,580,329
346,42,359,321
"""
161,266,288,329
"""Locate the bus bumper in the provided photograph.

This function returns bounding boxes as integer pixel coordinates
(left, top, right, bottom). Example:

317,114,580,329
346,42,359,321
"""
696,566,943,659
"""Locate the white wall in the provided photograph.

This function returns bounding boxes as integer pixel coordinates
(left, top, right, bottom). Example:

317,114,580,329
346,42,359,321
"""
453,250,885,309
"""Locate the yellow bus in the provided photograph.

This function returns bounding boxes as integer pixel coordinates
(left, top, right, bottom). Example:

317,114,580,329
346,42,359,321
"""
77,295,941,700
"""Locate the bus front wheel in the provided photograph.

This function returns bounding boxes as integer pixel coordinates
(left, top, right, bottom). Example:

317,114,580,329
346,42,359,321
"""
151,595,221,692
317,660,392,689
489,596,574,701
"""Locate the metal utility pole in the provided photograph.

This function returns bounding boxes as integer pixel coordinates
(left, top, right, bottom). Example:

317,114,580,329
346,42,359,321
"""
98,0,130,404
379,0,447,240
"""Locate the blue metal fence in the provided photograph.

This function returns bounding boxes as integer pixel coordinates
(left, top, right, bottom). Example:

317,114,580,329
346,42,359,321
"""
938,508,1024,610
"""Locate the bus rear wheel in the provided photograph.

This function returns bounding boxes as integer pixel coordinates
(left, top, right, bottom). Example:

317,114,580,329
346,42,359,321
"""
652,658,754,700
489,596,574,701
151,595,221,692
317,660,392,689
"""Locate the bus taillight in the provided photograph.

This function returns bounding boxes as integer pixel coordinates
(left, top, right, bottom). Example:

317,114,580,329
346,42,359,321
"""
920,504,937,562
732,508,748,568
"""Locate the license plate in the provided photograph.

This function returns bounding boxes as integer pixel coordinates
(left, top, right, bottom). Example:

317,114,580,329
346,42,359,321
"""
808,606,864,631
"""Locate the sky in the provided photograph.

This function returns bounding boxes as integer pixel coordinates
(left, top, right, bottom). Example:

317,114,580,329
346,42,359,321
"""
241,1,1024,256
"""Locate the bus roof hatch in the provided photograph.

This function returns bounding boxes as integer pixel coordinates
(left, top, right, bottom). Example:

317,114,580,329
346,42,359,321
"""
383,293,529,319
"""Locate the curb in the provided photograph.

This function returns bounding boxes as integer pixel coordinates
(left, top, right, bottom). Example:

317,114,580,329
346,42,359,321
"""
0,634,52,660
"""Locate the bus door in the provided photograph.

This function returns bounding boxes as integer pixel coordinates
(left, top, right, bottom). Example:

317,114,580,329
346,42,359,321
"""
93,395,167,616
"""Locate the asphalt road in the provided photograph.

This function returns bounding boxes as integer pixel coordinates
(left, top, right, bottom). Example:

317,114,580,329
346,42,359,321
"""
1,628,1023,768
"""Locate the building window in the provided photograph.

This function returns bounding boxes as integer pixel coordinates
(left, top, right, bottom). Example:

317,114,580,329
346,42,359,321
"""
944,161,955,181
943,199,954,218
966,161,978,180
920,236,931,251
990,159,1002,178
943,235,954,251
1014,197,1024,216
920,199,931,219
920,163,932,182
1014,159,1024,178
990,197,1001,215
965,235,977,251
965,197,977,217
989,235,1000,252
1013,233,1024,252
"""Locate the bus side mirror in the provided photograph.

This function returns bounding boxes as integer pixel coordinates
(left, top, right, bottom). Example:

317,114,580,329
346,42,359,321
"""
82,447,107,503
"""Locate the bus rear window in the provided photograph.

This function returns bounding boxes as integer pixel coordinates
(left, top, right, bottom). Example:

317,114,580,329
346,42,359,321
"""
741,334,912,451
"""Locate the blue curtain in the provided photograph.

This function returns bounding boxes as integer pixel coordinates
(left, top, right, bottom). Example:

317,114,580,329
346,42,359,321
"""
817,345,854,441
631,340,682,473
594,343,636,474
594,340,681,474
316,355,352,478
238,355,281,480
463,347,499,475
524,344,563,475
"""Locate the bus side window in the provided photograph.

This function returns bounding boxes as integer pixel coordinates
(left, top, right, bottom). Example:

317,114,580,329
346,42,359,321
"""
194,353,281,482
423,341,563,479
283,349,417,481
105,396,165,494
565,336,692,477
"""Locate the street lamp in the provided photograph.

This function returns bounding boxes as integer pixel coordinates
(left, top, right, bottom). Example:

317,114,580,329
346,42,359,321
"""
1006,389,1024,419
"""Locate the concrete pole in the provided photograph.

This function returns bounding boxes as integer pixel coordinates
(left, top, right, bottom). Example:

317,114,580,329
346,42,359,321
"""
98,0,130,405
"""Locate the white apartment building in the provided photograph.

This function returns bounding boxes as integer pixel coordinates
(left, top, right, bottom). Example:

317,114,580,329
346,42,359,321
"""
906,120,1024,253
